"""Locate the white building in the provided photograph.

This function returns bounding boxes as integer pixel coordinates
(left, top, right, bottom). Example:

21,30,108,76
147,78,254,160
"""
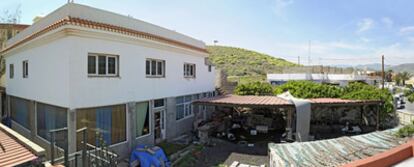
1,3,216,158
267,73,380,86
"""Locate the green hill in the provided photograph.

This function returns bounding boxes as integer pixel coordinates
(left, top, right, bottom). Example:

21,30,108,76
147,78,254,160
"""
207,45,297,77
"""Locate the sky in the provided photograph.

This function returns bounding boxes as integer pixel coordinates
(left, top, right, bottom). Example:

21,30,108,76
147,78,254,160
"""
2,0,414,66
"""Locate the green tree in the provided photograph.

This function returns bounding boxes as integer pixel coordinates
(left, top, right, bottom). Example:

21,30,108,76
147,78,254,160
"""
400,71,413,86
273,80,342,98
234,82,273,96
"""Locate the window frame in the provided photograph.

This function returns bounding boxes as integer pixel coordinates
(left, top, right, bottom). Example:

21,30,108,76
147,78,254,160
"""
9,64,14,79
176,95,194,120
153,99,166,109
87,53,119,77
183,63,196,78
146,59,165,78
22,60,28,78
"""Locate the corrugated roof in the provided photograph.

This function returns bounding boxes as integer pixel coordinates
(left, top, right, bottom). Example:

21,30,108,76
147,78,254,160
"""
193,95,294,107
309,98,381,105
268,128,407,167
0,129,38,167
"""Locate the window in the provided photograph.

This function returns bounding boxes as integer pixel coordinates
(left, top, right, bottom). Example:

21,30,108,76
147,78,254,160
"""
88,53,118,76
10,96,31,130
176,95,193,120
146,59,165,77
153,99,165,109
184,63,196,78
9,64,14,79
208,65,212,72
37,103,67,144
22,60,28,78
76,105,126,150
136,102,150,138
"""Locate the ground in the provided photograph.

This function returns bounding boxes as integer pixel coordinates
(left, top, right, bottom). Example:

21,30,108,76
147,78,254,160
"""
193,138,268,167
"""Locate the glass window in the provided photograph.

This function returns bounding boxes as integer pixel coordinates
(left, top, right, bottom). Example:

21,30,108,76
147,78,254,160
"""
37,103,67,145
88,56,96,74
88,54,118,76
76,105,126,150
208,65,212,72
10,96,31,130
146,59,165,77
9,64,14,79
176,95,194,120
153,99,165,108
22,60,28,78
108,57,116,74
136,102,150,138
184,63,196,78
145,60,150,75
98,56,106,75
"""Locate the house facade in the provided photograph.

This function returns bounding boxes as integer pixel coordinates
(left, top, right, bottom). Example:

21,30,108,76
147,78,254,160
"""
2,3,216,158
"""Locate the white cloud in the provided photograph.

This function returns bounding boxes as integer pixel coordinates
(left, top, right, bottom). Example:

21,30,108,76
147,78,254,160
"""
357,18,374,33
272,0,294,16
381,17,393,28
400,26,414,34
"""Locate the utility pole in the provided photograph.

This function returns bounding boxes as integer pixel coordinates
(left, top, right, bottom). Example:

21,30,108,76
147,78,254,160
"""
382,55,385,89
297,56,300,65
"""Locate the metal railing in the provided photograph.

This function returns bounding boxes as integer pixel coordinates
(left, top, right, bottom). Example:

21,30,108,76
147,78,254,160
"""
397,111,414,125
49,127,118,167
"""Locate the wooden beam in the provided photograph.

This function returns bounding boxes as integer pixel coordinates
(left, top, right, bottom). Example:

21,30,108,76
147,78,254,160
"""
376,104,380,130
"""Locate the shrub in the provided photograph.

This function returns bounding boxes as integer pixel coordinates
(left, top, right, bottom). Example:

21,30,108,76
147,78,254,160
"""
273,80,342,98
234,82,273,96
396,124,414,138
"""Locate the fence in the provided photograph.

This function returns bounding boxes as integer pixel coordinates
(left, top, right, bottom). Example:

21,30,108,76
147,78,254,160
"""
397,111,414,125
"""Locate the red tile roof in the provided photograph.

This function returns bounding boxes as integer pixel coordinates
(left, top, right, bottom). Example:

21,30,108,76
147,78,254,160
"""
193,95,294,107
1,17,207,55
0,129,38,167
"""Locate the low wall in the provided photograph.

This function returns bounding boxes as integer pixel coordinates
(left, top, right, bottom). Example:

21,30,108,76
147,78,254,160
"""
397,111,414,125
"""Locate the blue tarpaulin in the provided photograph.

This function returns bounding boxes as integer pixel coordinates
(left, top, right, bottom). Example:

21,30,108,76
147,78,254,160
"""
129,144,170,167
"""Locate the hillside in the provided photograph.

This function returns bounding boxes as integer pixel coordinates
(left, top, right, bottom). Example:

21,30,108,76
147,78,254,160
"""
207,45,297,77
390,63,414,74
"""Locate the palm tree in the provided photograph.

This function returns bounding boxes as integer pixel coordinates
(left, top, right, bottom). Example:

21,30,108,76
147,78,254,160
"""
393,73,402,86
400,71,413,86
386,69,393,82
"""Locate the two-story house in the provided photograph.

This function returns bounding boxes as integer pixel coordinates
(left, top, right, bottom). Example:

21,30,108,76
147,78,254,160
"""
1,3,216,157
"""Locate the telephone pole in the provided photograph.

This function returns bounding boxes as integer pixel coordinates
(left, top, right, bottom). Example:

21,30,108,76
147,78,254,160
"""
382,55,385,89
297,56,300,65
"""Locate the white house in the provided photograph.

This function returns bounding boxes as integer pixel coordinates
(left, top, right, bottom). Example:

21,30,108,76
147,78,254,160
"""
1,3,216,158
267,72,380,86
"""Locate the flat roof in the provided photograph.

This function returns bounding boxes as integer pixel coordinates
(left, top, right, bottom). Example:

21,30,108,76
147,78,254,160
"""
193,95,294,107
309,98,382,105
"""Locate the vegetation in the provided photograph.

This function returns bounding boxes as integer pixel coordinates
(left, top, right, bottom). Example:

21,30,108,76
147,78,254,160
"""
408,93,414,103
393,71,413,86
207,45,297,80
273,80,342,98
396,121,414,138
234,82,273,96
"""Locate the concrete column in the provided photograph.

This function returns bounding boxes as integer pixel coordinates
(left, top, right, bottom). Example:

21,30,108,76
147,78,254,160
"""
127,102,136,149
67,109,76,154
30,101,36,138
165,97,177,141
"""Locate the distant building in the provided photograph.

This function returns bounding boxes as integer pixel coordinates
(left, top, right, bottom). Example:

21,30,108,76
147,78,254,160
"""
0,23,29,50
267,72,381,86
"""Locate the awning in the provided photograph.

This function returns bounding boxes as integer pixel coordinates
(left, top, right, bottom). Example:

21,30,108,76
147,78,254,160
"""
0,124,45,167
193,95,295,108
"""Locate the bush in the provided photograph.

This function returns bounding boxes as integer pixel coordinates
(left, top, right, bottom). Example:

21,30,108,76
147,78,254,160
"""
408,93,414,103
396,124,414,138
273,81,342,98
234,82,273,96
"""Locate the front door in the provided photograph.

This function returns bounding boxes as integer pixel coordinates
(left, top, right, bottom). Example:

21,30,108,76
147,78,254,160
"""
154,110,165,143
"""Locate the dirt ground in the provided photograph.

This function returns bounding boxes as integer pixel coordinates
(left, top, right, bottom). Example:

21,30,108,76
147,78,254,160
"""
193,138,269,167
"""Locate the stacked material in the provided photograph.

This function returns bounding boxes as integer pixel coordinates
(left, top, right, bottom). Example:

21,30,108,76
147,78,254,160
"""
269,129,407,167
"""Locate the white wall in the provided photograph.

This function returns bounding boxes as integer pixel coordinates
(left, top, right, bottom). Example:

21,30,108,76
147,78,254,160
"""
5,38,71,107
68,36,215,109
